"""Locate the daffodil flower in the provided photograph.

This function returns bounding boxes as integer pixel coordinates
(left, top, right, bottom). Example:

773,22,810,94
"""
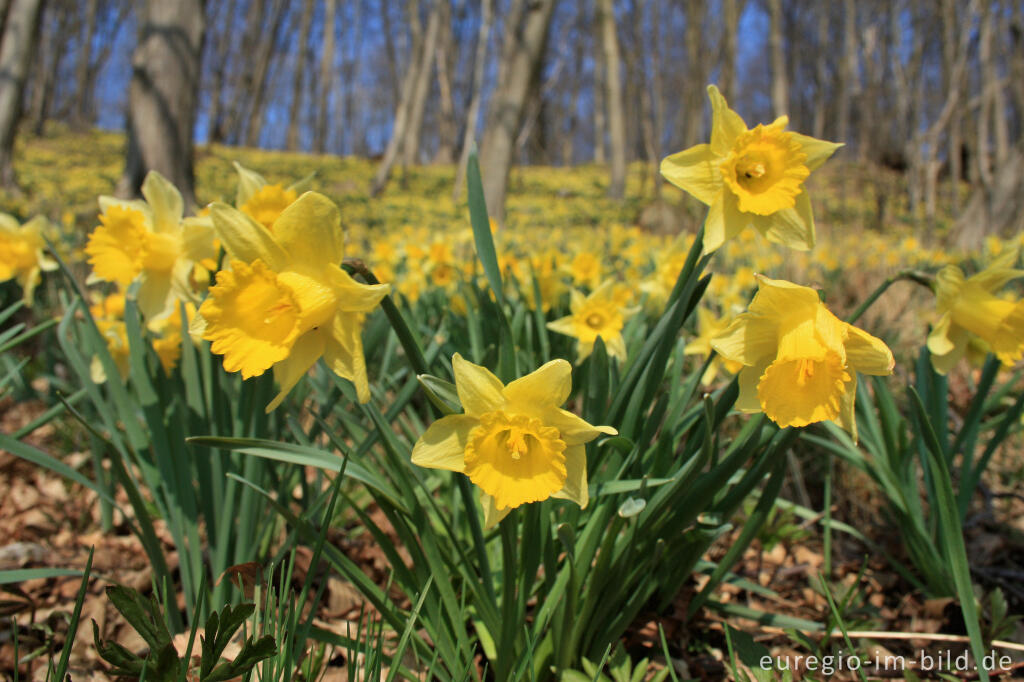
192,191,390,410
546,280,637,362
660,85,842,253
0,214,57,306
233,161,314,231
411,354,616,528
711,275,893,440
927,251,1024,374
85,171,216,320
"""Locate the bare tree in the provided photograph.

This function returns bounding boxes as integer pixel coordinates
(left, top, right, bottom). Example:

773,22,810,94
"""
479,0,555,225
117,0,205,207
314,0,336,153
599,0,625,198
453,0,492,200
72,0,98,128
286,0,314,151
768,0,787,116
400,0,441,165
0,0,44,188
243,0,288,147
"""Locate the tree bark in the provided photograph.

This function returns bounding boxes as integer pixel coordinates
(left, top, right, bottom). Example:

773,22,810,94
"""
286,0,315,151
72,0,98,128
116,0,205,208
768,0,787,117
314,0,336,153
836,0,856,144
432,0,456,163
0,0,44,188
719,0,741,104
453,0,492,200
592,2,605,164
243,0,288,148
478,0,555,225
400,0,441,165
203,0,236,144
599,0,625,198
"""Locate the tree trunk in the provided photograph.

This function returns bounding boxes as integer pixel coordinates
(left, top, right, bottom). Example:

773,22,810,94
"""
478,0,555,225
116,0,205,208
314,0,336,153
599,0,625,199
286,0,314,151
243,0,287,148
369,0,425,195
768,0,787,117
432,0,456,163
954,143,1024,250
0,0,44,189
453,0,492,200
204,0,237,144
72,0,98,128
719,0,740,103
400,0,441,165
812,3,828,139
837,0,856,144
592,2,605,164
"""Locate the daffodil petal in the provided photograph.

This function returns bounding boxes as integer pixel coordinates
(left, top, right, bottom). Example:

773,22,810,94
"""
325,311,371,402
755,191,814,250
708,84,747,156
141,171,184,233
660,143,720,205
546,316,577,336
265,330,327,412
480,492,511,530
453,353,505,416
137,269,173,320
210,202,287,270
836,372,858,443
410,415,475,471
711,316,778,366
790,133,843,171
845,325,894,375
545,406,616,446
737,364,766,412
233,161,268,208
272,192,345,268
550,444,588,508
327,265,390,313
503,358,572,410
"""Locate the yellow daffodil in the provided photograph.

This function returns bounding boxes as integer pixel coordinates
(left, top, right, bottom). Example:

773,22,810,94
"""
547,281,636,362
0,214,56,306
661,85,842,253
684,307,744,385
193,191,390,410
85,172,216,320
711,275,893,439
927,251,1024,374
233,161,313,231
411,354,616,528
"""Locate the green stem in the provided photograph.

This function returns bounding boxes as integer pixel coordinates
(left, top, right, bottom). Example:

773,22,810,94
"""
846,270,934,324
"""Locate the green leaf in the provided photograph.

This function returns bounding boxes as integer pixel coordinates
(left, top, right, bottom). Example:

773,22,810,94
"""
417,374,461,415
466,145,504,307
105,585,173,653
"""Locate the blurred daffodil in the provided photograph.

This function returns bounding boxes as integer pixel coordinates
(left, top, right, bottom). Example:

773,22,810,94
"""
411,354,616,528
711,275,893,439
194,191,390,410
661,85,842,253
0,214,56,306
85,171,216,320
547,280,637,362
233,161,313,231
927,251,1024,374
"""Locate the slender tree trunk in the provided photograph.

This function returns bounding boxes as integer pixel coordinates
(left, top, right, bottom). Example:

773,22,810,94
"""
592,2,605,164
837,0,856,144
432,0,456,163
314,0,336,153
479,0,555,225
812,3,828,139
340,0,364,154
243,0,287,148
453,0,492,200
116,0,205,208
681,0,706,148
286,0,314,151
401,0,441,165
370,0,425,194
768,0,787,117
204,0,237,144
599,0,625,198
0,0,44,188
719,0,739,103
72,0,97,128
28,0,60,136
